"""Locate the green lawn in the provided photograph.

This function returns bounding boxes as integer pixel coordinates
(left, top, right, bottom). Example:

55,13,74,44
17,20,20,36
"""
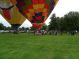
0,33,79,59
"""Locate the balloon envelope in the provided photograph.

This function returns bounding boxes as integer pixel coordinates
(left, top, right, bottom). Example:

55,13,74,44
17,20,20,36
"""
15,0,59,29
0,0,26,28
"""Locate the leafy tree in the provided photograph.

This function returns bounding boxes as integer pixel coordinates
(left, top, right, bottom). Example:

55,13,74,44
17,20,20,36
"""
48,14,58,30
58,17,65,31
64,11,79,31
0,23,4,30
41,24,48,30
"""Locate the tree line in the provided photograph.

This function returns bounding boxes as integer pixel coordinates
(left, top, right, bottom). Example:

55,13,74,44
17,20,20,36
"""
48,11,79,35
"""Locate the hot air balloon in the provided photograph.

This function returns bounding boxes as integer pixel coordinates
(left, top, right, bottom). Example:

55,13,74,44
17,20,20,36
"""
0,0,26,32
14,0,58,29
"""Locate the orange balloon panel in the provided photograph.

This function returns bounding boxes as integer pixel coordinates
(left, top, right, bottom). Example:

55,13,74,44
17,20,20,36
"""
10,0,16,5
0,0,26,25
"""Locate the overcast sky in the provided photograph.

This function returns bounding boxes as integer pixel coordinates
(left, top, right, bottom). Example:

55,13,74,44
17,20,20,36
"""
0,0,79,27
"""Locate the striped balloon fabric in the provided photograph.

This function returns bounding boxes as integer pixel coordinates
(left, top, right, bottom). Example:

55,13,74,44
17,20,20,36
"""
16,0,58,29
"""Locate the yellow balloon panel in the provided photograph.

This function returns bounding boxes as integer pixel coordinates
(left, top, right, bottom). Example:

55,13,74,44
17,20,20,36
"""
33,4,44,10
8,6,26,24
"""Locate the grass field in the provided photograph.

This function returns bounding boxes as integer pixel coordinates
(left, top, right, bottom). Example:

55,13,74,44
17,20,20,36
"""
0,33,79,59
